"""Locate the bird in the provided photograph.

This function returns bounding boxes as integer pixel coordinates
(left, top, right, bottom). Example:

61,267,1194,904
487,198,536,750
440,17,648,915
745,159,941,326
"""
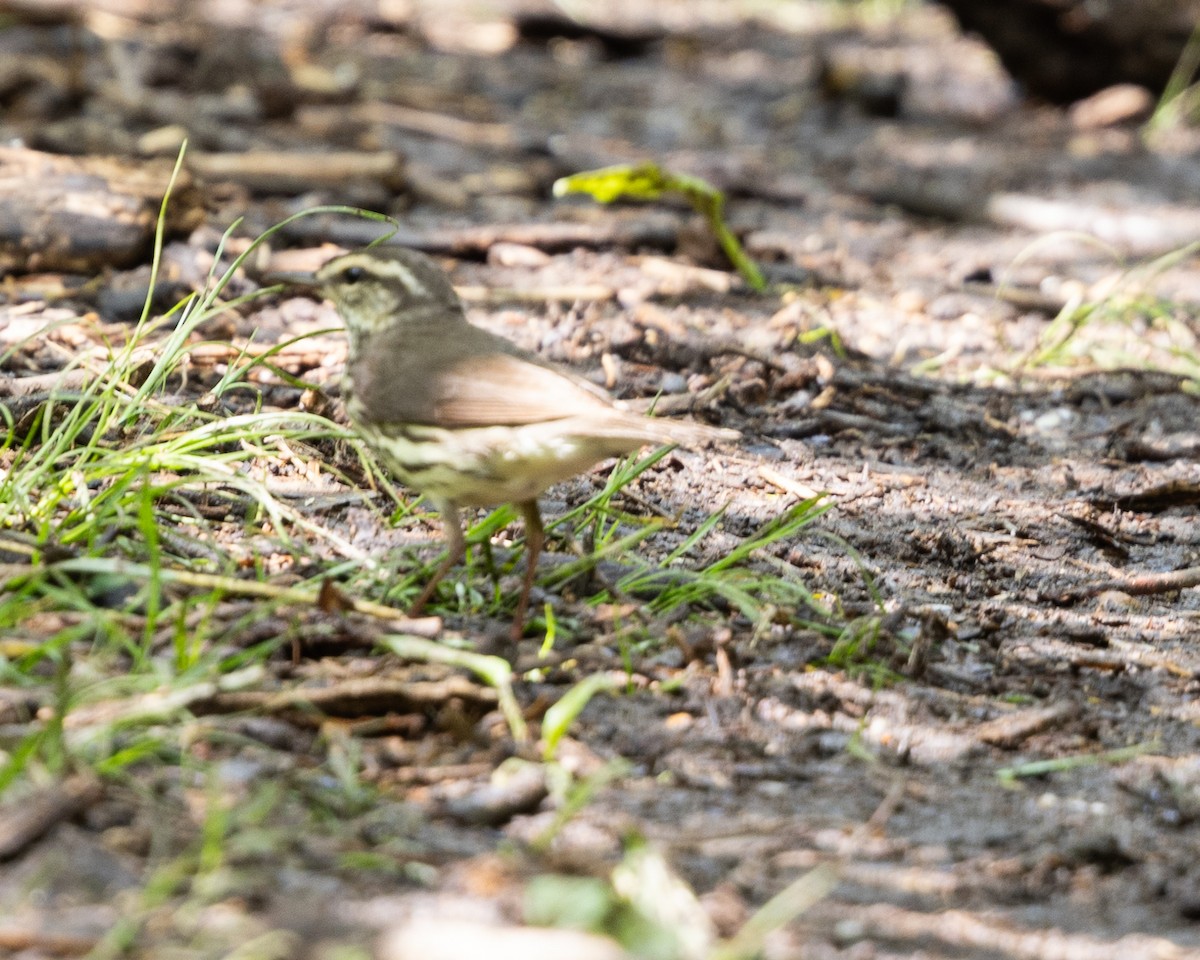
304,246,738,639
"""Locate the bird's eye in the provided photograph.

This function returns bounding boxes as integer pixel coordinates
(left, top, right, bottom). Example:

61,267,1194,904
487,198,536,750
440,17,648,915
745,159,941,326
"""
342,266,365,284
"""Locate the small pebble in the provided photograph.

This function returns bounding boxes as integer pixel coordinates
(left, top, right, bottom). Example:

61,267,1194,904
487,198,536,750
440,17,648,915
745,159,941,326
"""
660,371,687,393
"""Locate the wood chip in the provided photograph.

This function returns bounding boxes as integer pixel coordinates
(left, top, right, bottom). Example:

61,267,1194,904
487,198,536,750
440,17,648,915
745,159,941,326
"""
0,775,103,861
974,703,1074,748
759,465,823,501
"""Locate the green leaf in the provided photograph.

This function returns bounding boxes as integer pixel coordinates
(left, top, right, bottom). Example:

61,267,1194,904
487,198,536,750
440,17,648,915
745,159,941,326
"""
541,672,622,761
554,162,766,291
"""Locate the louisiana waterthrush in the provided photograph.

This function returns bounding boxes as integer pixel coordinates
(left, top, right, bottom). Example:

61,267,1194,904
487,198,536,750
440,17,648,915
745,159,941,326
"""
304,246,737,638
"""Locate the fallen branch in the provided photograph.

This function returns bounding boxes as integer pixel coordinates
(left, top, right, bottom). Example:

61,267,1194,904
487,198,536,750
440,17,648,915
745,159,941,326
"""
1054,566,1200,602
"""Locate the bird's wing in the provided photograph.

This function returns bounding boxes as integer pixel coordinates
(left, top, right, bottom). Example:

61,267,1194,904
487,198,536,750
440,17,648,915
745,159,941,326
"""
354,327,738,446
431,352,615,426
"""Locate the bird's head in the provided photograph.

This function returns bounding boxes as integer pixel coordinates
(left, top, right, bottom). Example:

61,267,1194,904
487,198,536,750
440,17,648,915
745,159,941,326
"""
312,247,465,346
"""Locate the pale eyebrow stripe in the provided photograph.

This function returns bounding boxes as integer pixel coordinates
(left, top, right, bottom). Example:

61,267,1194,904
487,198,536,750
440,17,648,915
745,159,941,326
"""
371,259,427,295
324,255,429,296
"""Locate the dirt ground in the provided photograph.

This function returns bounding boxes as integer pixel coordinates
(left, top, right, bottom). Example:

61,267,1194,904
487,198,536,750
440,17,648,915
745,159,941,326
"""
2,1,1200,958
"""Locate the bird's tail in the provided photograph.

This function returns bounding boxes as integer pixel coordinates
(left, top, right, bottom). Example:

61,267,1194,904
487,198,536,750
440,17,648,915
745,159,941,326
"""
585,412,739,451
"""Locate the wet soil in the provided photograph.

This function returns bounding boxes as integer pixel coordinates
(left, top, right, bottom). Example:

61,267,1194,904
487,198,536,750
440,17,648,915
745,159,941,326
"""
1,2,1199,957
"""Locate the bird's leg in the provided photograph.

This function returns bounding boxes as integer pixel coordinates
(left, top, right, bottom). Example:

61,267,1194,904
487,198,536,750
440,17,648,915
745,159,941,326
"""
511,500,545,641
409,502,465,617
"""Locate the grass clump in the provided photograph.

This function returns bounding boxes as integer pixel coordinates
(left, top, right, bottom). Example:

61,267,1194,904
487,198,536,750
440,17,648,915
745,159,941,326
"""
993,235,1200,389
0,144,397,782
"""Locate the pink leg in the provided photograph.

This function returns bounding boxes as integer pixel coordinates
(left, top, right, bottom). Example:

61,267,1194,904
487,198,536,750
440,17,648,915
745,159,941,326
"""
511,500,544,641
408,502,465,617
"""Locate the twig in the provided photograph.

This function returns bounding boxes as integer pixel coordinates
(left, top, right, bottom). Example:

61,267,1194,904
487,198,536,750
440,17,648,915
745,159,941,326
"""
823,901,1192,960
974,702,1074,748
4,556,442,636
207,675,496,719
0,775,102,861
187,150,404,193
623,376,733,418
378,634,528,743
352,101,522,150
0,369,91,398
275,215,681,255
455,284,615,305
758,465,823,502
1055,566,1200,602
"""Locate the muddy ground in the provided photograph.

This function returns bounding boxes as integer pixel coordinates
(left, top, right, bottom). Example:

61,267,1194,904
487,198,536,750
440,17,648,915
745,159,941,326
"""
1,1,1200,958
